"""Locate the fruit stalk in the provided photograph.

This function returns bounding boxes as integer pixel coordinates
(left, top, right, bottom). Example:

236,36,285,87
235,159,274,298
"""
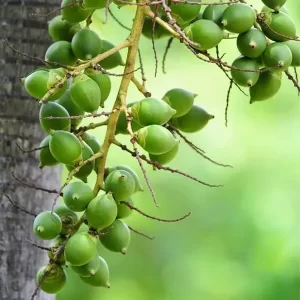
93,2,146,195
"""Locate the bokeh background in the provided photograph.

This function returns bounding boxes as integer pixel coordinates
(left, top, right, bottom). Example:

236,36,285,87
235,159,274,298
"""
57,1,300,299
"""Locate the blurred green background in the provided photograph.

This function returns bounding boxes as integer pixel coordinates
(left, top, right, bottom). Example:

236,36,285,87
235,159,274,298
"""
57,1,300,299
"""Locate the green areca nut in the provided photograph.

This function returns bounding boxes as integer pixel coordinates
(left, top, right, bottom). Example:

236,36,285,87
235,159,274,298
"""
105,170,136,203
70,74,101,113
230,56,260,87
39,135,59,168
71,255,100,277
184,19,223,50
71,28,102,60
131,97,176,126
49,130,82,165
86,194,118,230
33,211,62,240
61,0,92,23
136,125,179,155
262,42,292,71
57,90,85,127
45,41,78,66
100,219,131,254
66,141,95,182
48,15,81,42
237,28,267,58
80,256,110,288
221,3,256,34
250,71,282,103
162,88,196,118
149,142,179,165
64,232,97,266
63,181,94,212
39,102,71,133
99,40,125,70
36,264,67,294
171,105,214,133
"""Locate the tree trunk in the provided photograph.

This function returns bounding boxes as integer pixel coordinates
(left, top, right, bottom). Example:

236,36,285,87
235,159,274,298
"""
0,1,61,299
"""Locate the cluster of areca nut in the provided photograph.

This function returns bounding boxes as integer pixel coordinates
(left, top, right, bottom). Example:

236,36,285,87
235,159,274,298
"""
17,0,299,297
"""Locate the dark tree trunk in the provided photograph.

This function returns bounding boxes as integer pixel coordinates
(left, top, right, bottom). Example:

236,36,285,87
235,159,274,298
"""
0,1,61,299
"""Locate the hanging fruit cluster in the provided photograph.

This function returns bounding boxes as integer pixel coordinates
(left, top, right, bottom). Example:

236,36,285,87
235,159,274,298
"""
18,0,299,297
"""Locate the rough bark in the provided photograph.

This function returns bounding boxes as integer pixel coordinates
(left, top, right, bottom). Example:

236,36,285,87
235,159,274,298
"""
0,1,61,299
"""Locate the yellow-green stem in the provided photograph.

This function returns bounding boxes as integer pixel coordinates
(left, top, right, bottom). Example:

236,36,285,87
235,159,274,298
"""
93,3,146,196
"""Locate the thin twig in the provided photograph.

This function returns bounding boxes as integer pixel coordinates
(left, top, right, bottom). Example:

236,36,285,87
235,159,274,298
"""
25,239,51,251
94,64,141,77
120,201,191,222
108,7,131,31
5,194,37,217
151,5,159,77
12,172,62,196
168,125,233,168
128,226,155,240
114,141,223,188
162,37,174,74
43,109,118,120
285,69,300,94
137,49,147,86
16,143,47,153
225,79,234,127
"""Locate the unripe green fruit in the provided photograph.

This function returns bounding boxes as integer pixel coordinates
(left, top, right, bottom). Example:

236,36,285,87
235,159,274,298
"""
105,165,143,193
66,141,95,182
170,0,201,25
230,56,260,87
113,0,132,7
80,256,110,287
57,90,85,127
72,255,100,277
162,88,196,118
48,15,81,42
142,16,172,40
237,28,267,58
45,41,78,66
99,40,125,70
283,40,300,67
70,74,101,113
63,181,94,212
117,198,134,219
61,0,92,22
261,4,289,14
105,170,135,203
86,194,117,230
262,0,286,11
202,4,227,26
115,102,142,135
171,105,214,133
39,102,71,133
184,19,223,50
71,28,102,60
47,68,68,99
262,42,292,71
39,136,58,168
131,97,176,126
54,204,78,235
136,125,179,155
24,69,67,101
84,0,111,9
221,3,256,34
33,211,62,240
100,220,130,254
250,71,282,103
260,11,296,42
84,69,111,107
149,142,179,165
36,264,67,294
49,130,82,165
82,132,101,172
65,232,97,266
